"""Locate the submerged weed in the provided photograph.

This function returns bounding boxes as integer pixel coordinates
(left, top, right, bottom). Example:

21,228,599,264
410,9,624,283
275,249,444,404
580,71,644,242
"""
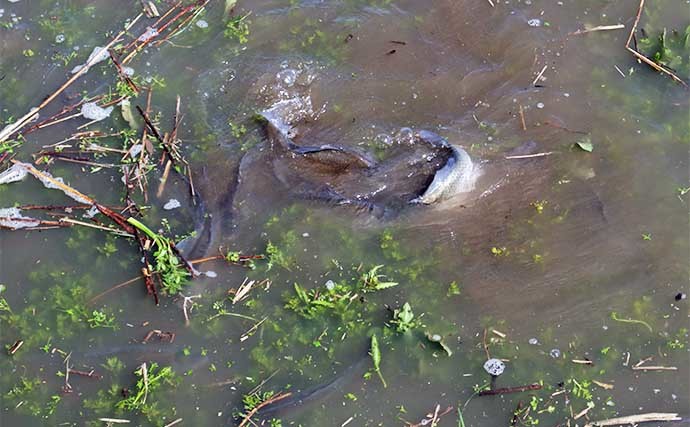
225,13,250,43
117,362,178,412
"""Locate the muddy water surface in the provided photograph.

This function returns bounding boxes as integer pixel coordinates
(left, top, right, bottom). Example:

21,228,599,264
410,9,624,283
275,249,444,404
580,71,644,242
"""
1,0,688,426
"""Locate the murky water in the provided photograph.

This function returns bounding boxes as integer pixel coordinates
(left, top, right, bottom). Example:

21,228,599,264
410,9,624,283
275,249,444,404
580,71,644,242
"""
1,0,688,426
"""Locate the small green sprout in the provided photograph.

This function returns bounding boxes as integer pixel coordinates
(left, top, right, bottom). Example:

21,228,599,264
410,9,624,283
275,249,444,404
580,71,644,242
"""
390,302,418,334
224,13,250,43
117,362,176,411
447,281,461,296
359,265,398,292
87,310,117,329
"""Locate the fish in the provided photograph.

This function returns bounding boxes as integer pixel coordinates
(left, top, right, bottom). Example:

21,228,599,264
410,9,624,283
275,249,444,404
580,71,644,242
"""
252,356,368,421
250,109,463,216
411,130,479,205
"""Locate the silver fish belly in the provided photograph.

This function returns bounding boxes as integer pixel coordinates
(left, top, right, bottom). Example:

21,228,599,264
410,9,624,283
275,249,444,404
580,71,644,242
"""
413,145,477,204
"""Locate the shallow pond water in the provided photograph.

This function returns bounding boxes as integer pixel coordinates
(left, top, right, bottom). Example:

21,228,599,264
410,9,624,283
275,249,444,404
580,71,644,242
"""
1,0,688,426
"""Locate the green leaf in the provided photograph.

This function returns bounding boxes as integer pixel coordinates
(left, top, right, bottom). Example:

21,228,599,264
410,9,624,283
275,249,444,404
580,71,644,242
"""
293,283,309,303
374,281,398,290
575,138,593,152
370,334,387,388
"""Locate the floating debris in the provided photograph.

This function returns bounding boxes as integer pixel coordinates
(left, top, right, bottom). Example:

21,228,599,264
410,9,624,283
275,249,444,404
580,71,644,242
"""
483,358,505,376
163,199,181,210
137,26,159,43
13,161,92,204
195,19,209,29
426,332,453,356
71,46,109,74
0,163,28,185
550,348,562,358
81,102,114,121
0,207,41,229
527,18,543,27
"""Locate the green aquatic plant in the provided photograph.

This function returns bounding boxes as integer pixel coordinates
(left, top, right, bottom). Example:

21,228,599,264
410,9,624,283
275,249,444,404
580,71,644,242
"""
369,334,387,388
666,327,688,349
0,284,10,315
380,229,406,261
127,217,191,295
102,356,125,375
285,282,354,320
390,302,418,334
610,311,653,333
225,13,250,43
568,378,593,402
0,138,22,154
265,232,297,271
87,309,118,329
229,121,247,138
117,362,177,411
638,25,690,77
446,281,461,297
359,265,398,292
5,377,47,417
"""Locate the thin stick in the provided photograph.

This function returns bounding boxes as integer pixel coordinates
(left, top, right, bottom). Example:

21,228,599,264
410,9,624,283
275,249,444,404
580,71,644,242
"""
8,340,24,355
505,152,553,159
59,217,135,237
179,293,201,326
584,413,681,427
238,392,292,427
518,105,527,131
570,24,625,36
163,419,183,427
486,0,494,7
574,403,594,420
613,64,626,78
156,159,172,198
532,65,547,86
88,276,143,304
482,329,491,360
631,365,678,371
11,160,94,204
0,14,143,142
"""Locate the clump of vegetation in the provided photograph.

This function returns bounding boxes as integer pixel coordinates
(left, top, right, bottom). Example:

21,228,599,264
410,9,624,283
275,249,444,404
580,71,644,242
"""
117,362,178,411
87,309,118,329
446,281,461,297
0,284,10,314
390,302,418,334
285,282,355,320
225,13,250,43
638,25,690,78
359,265,398,292
236,390,283,426
127,217,191,295
0,137,23,154
5,377,47,417
265,238,296,271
